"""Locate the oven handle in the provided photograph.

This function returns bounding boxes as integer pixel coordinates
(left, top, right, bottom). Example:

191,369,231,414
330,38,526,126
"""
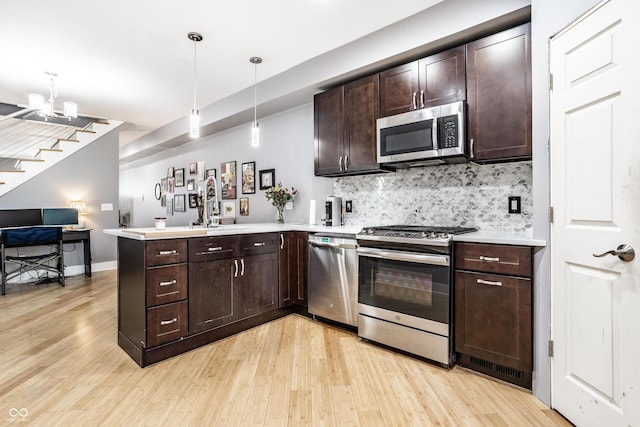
357,247,450,266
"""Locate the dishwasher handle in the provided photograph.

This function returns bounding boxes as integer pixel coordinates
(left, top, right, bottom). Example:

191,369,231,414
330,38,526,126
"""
309,240,358,250
357,246,450,266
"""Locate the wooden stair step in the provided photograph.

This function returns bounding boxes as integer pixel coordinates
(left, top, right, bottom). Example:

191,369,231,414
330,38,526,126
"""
76,129,96,134
0,169,25,173
57,138,80,143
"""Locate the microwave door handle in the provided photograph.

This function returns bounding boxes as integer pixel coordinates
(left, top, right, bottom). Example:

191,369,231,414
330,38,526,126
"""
432,117,438,150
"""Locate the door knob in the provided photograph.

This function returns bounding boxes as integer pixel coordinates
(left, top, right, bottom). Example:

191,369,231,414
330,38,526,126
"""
593,244,635,262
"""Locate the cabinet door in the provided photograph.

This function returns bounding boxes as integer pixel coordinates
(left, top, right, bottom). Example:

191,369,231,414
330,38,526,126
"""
238,253,278,319
455,271,532,371
379,61,419,117
188,259,236,333
279,232,308,307
293,232,308,306
418,46,466,109
278,232,293,307
343,75,380,173
314,86,344,176
466,23,532,162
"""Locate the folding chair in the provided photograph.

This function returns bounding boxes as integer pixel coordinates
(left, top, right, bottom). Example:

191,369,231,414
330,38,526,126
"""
1,227,65,295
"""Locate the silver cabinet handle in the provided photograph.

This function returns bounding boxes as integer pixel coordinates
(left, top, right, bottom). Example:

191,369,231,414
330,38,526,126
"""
339,155,343,172
234,259,239,278
412,92,417,110
253,242,265,247
208,246,223,252
159,280,177,287
477,279,502,287
420,90,425,108
280,234,284,250
240,259,245,276
344,154,348,171
470,138,475,159
160,318,178,326
158,250,177,256
593,244,635,262
479,256,500,262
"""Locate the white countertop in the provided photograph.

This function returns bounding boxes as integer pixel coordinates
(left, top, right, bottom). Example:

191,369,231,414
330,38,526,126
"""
453,230,546,247
104,224,546,246
104,223,363,240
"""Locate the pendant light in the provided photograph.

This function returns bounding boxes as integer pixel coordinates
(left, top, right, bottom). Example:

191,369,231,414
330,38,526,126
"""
188,32,203,138
249,56,262,147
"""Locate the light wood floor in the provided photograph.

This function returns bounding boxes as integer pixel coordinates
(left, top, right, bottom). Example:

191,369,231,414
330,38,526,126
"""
0,271,571,426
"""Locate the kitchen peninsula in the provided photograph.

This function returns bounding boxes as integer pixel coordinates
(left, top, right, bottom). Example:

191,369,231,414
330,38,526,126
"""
105,224,361,366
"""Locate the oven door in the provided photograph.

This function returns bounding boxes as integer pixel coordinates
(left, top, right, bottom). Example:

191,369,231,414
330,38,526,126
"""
357,246,451,326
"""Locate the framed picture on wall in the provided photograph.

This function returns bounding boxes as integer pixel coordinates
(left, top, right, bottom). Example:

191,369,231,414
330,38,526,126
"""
187,179,195,191
222,201,236,218
221,161,237,199
188,193,198,208
166,198,173,216
259,169,275,190
175,168,185,187
239,197,249,216
189,162,197,175
167,167,174,178
174,194,186,212
242,162,256,194
197,161,206,180
206,168,216,178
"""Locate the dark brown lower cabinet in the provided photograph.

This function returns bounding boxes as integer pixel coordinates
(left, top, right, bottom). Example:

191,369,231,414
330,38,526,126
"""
189,258,236,333
237,252,278,319
278,231,308,307
454,242,533,389
118,233,290,368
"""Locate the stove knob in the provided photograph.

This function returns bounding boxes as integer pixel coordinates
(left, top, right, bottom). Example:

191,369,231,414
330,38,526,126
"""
420,232,428,238
439,232,450,239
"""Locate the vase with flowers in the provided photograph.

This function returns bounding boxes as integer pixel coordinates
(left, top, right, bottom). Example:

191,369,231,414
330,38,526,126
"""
265,183,297,224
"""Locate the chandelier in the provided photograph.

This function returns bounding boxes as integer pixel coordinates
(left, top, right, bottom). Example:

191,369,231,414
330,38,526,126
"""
188,32,203,138
28,71,78,120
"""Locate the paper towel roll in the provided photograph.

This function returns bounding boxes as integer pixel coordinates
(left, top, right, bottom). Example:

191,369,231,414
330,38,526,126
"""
308,200,317,225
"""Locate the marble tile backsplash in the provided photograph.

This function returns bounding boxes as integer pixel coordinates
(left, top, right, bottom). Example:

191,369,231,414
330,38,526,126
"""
334,161,532,231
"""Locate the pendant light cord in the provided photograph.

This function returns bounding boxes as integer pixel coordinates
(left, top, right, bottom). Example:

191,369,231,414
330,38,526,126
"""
193,39,197,111
253,62,257,125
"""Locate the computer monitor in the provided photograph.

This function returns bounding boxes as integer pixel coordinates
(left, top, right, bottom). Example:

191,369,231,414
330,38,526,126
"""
42,208,79,226
0,209,42,228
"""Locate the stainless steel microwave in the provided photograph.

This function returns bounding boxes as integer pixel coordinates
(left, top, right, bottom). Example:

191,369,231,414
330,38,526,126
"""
376,101,466,167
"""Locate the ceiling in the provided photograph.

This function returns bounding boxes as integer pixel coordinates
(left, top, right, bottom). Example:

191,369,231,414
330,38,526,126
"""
0,0,442,148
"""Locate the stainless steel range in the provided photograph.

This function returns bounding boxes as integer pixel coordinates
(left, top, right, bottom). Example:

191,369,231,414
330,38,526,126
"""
356,225,476,367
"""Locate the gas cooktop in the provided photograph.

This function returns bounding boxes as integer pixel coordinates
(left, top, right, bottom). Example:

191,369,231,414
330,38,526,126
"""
357,224,477,246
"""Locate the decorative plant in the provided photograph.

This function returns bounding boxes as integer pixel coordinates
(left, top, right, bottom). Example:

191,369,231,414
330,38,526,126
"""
265,183,297,223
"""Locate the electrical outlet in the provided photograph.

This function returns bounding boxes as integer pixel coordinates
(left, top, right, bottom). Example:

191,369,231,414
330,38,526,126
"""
508,196,521,214
345,200,353,213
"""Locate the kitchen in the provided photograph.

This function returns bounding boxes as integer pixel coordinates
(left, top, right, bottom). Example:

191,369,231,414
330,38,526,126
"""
1,0,637,425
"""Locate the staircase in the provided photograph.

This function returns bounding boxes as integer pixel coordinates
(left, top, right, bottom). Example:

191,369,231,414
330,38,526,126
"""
0,117,123,197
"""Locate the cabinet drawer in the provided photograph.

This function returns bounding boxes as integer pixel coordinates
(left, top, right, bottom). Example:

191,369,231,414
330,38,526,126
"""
146,264,188,306
145,239,187,267
146,301,188,347
239,233,278,256
455,242,532,277
188,236,238,262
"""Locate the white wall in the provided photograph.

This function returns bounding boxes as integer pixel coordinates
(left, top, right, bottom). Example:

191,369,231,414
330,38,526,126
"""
530,0,601,406
120,104,332,227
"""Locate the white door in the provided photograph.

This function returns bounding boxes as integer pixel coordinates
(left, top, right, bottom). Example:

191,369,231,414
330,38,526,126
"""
550,0,640,425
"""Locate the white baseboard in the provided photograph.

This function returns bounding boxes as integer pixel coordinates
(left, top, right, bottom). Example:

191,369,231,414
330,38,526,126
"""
64,261,117,276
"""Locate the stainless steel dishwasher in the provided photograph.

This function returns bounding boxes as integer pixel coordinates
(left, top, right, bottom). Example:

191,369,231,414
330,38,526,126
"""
308,233,358,327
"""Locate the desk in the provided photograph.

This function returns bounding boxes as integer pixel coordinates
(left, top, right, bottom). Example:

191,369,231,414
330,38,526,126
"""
63,229,92,277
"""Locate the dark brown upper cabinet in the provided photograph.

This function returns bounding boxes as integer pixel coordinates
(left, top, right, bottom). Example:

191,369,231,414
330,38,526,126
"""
466,23,532,162
379,46,466,118
314,74,383,176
